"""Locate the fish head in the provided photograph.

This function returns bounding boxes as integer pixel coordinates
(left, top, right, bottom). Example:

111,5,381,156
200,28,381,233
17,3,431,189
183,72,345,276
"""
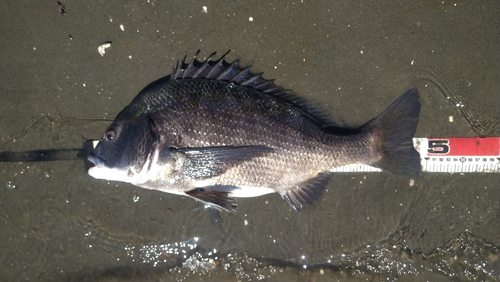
87,114,159,184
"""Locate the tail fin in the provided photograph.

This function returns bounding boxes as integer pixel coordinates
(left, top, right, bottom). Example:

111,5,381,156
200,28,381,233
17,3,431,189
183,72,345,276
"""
363,88,422,176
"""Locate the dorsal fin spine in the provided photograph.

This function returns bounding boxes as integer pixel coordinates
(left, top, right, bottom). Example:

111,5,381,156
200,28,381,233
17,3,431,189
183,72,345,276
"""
193,60,211,78
217,61,240,80
231,67,252,84
183,61,197,78
205,58,226,79
240,73,265,87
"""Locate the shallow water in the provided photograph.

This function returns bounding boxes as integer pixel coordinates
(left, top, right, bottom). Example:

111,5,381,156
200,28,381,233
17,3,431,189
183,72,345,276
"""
1,1,499,281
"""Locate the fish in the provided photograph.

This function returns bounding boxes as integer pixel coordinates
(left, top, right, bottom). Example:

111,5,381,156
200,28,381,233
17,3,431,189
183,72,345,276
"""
87,51,421,213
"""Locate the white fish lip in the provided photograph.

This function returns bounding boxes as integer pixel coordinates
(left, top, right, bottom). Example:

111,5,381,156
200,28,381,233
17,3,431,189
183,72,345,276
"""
87,166,129,181
86,153,135,182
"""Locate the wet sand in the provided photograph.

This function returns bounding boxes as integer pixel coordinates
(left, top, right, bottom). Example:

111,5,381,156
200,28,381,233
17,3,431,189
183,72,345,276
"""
1,1,499,280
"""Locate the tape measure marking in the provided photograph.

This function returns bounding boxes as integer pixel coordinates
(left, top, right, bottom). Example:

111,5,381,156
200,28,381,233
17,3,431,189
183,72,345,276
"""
414,137,500,173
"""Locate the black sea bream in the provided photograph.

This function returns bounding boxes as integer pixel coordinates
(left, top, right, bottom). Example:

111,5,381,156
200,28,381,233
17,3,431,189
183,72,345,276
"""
87,52,421,212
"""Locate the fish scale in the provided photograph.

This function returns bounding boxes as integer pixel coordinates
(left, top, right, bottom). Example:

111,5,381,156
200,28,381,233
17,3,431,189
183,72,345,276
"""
168,84,335,178
170,85,328,189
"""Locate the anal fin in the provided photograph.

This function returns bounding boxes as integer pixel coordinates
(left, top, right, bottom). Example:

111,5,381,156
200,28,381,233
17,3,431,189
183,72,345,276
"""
186,188,238,213
281,173,332,212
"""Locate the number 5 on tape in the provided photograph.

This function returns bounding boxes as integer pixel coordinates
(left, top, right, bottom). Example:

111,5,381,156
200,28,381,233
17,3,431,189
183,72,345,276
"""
414,137,500,173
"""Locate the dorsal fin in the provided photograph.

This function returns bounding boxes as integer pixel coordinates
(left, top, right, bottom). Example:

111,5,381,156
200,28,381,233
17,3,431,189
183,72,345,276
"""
171,51,337,126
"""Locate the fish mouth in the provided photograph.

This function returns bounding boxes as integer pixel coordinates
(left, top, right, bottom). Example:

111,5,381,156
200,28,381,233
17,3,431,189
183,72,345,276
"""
87,153,104,167
86,153,130,181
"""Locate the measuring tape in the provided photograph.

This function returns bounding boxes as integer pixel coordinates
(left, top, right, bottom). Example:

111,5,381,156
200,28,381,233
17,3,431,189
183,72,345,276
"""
331,137,500,173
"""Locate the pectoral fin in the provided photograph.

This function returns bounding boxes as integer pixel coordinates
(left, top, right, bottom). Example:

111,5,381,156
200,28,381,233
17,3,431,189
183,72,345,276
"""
177,145,273,179
281,173,332,212
186,187,238,213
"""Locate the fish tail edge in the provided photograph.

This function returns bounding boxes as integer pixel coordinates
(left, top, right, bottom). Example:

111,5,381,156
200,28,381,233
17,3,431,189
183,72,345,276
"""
363,88,422,176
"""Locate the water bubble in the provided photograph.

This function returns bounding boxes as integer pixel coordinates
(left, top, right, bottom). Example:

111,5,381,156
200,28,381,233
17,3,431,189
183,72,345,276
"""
5,181,16,189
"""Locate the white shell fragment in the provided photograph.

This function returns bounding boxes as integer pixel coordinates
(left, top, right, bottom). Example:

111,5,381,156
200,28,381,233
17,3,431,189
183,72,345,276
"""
98,42,112,56
120,24,125,31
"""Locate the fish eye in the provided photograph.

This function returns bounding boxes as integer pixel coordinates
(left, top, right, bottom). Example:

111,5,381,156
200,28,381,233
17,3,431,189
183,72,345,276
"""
105,130,116,141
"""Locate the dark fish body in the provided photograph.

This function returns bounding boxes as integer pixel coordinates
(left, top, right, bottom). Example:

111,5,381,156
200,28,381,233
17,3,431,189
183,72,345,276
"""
88,52,421,212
